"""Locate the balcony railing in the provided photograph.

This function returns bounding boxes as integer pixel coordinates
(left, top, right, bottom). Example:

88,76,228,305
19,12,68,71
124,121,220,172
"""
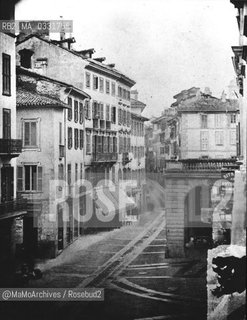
0,139,22,156
165,159,239,172
92,152,118,163
0,198,27,216
59,145,65,158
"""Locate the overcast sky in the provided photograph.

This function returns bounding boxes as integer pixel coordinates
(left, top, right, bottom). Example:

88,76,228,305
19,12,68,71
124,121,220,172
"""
16,0,239,117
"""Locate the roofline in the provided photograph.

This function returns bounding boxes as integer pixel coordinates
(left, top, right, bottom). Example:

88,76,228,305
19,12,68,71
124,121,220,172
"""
16,34,84,58
86,59,136,87
131,113,149,121
17,103,69,109
17,66,91,99
16,34,135,88
177,109,239,113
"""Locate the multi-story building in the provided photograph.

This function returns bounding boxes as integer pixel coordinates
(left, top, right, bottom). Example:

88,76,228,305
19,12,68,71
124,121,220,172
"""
16,67,90,258
0,32,27,281
145,108,178,172
164,88,239,166
127,91,148,222
176,92,239,160
227,0,247,245
16,33,146,243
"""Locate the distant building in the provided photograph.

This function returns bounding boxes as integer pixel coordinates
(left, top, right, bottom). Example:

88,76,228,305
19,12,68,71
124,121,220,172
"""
129,91,148,220
175,91,239,159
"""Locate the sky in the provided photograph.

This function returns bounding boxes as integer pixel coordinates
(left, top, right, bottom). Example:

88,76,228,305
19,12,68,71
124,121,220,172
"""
16,0,239,117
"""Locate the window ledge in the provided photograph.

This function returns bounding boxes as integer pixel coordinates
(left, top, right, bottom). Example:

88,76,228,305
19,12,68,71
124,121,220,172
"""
22,147,41,152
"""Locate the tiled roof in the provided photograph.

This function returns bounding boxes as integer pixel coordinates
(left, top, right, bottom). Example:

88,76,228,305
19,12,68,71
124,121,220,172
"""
177,97,239,113
17,85,67,108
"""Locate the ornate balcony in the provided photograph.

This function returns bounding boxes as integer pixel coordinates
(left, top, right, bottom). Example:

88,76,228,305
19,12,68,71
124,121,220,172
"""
165,159,239,172
92,152,118,163
0,139,22,157
0,198,27,220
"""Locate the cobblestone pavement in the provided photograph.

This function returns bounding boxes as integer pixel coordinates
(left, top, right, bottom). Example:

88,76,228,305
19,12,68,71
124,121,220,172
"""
0,210,208,320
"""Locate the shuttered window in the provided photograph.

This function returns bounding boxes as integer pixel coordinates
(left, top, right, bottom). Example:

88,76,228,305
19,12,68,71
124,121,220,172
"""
111,106,116,123
79,130,84,149
79,102,83,124
3,108,11,139
74,100,78,123
68,97,72,121
23,121,37,147
17,165,42,191
106,80,110,94
68,127,72,149
17,166,23,191
74,128,79,149
111,82,115,96
86,132,91,154
2,53,11,95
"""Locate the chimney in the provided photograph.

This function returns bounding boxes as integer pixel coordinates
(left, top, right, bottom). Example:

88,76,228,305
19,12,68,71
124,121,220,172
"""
221,90,227,102
204,87,212,96
131,89,138,100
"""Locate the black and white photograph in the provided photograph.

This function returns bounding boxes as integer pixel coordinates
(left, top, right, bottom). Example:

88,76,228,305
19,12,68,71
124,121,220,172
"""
0,0,246,319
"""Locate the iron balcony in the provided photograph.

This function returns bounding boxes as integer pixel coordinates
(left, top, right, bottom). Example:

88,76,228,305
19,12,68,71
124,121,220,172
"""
92,152,118,163
0,139,22,157
0,198,28,220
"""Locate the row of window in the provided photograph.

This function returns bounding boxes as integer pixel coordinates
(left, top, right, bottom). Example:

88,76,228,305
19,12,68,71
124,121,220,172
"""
200,113,236,129
200,130,236,150
58,163,84,184
131,146,145,158
131,120,144,136
119,136,131,153
67,128,84,150
17,162,146,193
67,97,140,129
92,101,116,123
67,97,84,123
85,72,131,100
67,129,146,155
93,135,117,154
118,108,131,126
17,165,42,191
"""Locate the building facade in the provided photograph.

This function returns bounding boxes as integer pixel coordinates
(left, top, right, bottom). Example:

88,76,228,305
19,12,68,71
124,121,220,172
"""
16,67,90,258
0,32,27,282
15,33,148,257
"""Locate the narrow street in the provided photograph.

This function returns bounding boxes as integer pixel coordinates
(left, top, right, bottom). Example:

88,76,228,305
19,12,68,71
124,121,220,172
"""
1,210,207,320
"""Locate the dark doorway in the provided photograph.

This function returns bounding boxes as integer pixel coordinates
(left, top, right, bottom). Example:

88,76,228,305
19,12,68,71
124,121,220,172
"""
57,204,64,251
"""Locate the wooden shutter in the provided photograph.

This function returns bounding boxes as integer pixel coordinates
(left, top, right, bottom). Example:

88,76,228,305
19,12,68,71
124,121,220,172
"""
37,166,42,191
3,109,11,139
17,166,23,191
2,53,11,95
79,103,83,124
